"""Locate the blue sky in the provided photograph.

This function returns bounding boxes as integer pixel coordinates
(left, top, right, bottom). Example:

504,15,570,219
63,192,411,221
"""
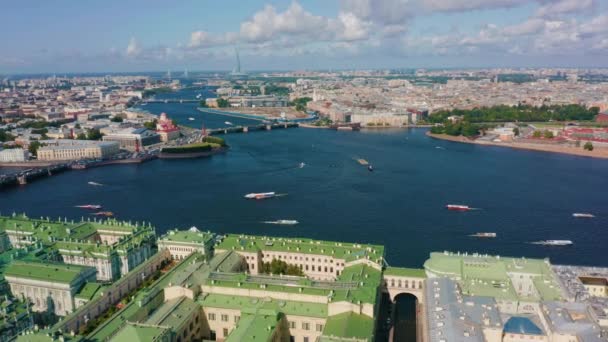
2,0,607,73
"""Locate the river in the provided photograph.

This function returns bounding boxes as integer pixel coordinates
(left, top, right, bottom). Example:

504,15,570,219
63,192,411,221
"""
1,99,608,268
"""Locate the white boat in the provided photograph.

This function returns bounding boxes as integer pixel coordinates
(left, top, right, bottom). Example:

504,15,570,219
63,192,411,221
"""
244,192,276,200
446,204,473,211
196,94,202,99
188,117,195,121
263,220,299,225
299,162,306,168
225,121,233,126
469,232,496,238
531,240,573,246
572,213,595,218
88,181,103,186
75,204,102,210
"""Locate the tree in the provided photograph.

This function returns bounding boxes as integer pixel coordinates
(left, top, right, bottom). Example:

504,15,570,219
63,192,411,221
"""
144,119,157,130
261,259,303,276
543,130,554,139
216,98,230,108
76,132,87,140
86,128,102,140
513,127,520,136
532,131,542,138
199,100,208,108
584,141,594,151
111,116,124,123
0,129,15,142
28,141,43,156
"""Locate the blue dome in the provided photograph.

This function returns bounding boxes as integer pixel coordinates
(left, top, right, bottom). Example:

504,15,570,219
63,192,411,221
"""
504,317,543,335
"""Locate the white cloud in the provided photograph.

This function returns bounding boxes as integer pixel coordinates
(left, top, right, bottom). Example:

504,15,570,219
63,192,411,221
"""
126,37,141,58
536,0,595,18
420,0,529,12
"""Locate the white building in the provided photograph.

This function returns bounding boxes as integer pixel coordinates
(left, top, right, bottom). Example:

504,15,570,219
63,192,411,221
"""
0,148,29,162
37,140,119,161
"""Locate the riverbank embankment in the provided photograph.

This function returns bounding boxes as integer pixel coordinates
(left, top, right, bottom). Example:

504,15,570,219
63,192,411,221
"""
427,132,608,159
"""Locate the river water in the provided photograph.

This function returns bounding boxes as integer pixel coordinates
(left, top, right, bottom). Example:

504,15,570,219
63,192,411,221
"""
1,99,608,268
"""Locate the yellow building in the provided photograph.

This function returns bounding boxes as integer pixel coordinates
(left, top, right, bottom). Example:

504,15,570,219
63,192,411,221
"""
37,141,119,161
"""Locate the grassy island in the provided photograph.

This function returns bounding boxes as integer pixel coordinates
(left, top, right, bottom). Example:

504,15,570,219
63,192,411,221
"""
160,136,227,155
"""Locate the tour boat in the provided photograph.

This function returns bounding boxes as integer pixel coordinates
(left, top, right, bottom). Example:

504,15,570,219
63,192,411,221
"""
244,192,276,200
469,232,497,238
356,159,369,166
531,240,573,246
446,204,472,211
263,220,299,225
92,211,114,217
572,213,595,218
75,204,102,210
87,181,103,186
188,117,195,121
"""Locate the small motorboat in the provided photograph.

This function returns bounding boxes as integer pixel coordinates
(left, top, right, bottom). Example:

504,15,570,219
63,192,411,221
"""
263,220,299,225
299,162,306,168
88,181,103,186
92,211,114,217
572,213,595,218
188,117,195,121
368,165,374,172
531,240,573,246
244,192,276,200
75,204,102,210
469,232,496,238
225,121,233,126
446,204,474,211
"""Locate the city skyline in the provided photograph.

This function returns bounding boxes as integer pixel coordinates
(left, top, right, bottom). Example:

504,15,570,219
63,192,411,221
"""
2,0,608,73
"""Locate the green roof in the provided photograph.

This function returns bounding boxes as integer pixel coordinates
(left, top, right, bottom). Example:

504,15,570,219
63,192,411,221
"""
384,267,426,278
216,234,384,264
75,282,105,300
225,312,280,342
423,251,564,302
322,312,374,341
112,323,170,342
4,261,92,284
200,293,328,318
146,297,199,329
158,229,214,245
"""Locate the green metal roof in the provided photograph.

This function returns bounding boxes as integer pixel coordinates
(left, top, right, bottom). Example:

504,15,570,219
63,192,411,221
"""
384,267,426,278
75,282,105,300
158,229,213,245
216,234,384,264
225,312,280,342
322,312,374,341
4,261,92,284
200,293,328,318
423,251,563,302
111,323,171,342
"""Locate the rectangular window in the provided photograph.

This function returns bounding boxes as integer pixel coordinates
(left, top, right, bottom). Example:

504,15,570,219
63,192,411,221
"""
304,337,309,342
316,324,324,332
289,321,296,329
234,315,240,323
221,314,229,322
302,322,310,330
208,313,216,321
223,328,228,337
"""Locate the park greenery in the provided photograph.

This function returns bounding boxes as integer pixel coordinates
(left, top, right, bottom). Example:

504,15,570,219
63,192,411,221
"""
314,116,333,127
28,141,44,156
430,121,484,137
199,100,208,108
261,259,304,276
292,97,312,112
584,141,594,151
202,135,226,147
144,119,158,130
263,84,290,97
216,98,230,108
110,116,123,123
429,104,599,124
0,129,15,142
142,87,173,98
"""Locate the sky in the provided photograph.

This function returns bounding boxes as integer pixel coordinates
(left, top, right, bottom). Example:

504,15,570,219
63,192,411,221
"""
1,0,608,73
